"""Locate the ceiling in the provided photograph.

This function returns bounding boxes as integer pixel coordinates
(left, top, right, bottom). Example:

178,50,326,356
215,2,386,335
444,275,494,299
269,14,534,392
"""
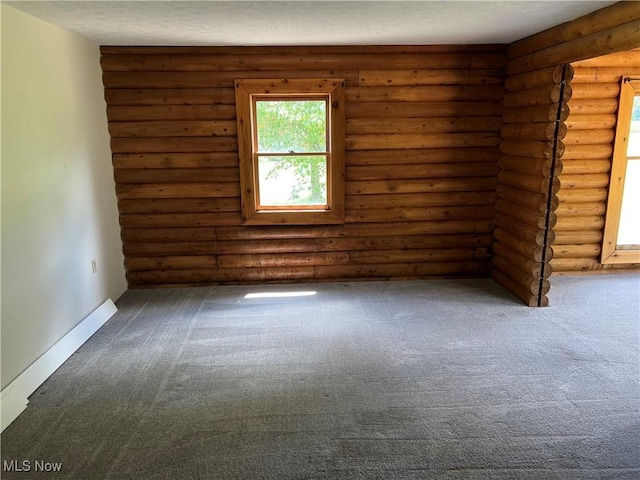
5,1,619,46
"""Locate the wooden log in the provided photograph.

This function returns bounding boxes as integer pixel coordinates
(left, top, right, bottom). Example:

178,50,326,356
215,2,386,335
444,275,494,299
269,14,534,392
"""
345,191,496,209
217,248,478,269
549,257,603,271
562,144,612,159
123,242,218,256
346,162,499,181
505,64,573,91
503,84,571,108
121,227,217,243
491,269,544,307
555,202,606,217
558,173,609,189
554,215,605,231
314,261,492,280
118,198,240,214
347,85,505,103
500,123,564,142
495,213,550,246
503,104,569,123
493,241,551,278
571,67,640,84
552,244,602,258
119,212,241,228
346,147,500,165
125,255,218,271
562,128,614,145
116,183,240,199
570,82,620,100
496,185,557,212
107,105,237,122
566,98,618,115
347,101,504,119
112,152,239,169
497,170,560,195
571,50,640,68
492,256,550,295
214,234,494,255
217,219,495,240
500,139,562,160
494,227,552,262
495,199,555,229
346,177,497,195
101,52,509,73
557,187,608,203
499,155,559,177
553,230,603,245
108,120,237,138
121,234,493,256
565,114,616,130
102,70,359,89
507,2,640,59
358,69,506,86
344,205,495,223
111,137,238,153
345,132,501,150
104,88,236,106
346,117,503,135
507,20,640,74
114,168,239,183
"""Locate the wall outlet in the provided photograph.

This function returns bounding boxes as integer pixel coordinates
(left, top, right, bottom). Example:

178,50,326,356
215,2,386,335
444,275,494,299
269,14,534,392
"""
91,259,97,274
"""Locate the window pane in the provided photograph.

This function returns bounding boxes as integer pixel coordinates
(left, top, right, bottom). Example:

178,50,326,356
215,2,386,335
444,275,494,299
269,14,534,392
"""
627,96,640,157
256,100,326,153
618,159,640,246
258,156,327,206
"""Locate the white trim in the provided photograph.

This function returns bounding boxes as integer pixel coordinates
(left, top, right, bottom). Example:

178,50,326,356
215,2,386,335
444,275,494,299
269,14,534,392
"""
1,299,117,432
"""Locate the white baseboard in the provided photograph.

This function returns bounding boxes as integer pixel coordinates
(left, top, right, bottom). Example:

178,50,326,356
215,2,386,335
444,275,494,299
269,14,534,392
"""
1,299,118,432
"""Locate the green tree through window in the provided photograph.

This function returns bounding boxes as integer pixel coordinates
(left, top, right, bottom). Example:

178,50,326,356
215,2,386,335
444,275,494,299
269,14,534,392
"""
256,100,328,206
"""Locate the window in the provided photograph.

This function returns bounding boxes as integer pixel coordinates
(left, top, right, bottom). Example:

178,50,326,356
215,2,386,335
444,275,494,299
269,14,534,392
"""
602,78,640,264
235,78,345,225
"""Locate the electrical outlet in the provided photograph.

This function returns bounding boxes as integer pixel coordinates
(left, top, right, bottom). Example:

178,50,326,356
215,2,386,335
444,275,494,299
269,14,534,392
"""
91,259,97,274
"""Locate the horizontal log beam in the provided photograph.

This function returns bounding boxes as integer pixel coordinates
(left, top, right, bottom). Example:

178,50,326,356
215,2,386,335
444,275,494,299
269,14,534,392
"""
503,104,569,123
507,2,640,59
347,101,503,119
507,20,640,74
358,69,506,86
346,132,501,150
496,185,557,212
553,230,603,245
505,64,573,91
493,241,550,278
346,117,503,135
346,148,500,165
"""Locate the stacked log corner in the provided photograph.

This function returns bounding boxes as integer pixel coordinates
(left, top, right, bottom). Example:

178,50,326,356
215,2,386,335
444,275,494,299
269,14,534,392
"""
555,49,640,272
101,46,507,288
492,64,573,306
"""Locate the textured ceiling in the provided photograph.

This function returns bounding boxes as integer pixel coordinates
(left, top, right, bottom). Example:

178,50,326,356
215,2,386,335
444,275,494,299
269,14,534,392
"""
5,1,620,46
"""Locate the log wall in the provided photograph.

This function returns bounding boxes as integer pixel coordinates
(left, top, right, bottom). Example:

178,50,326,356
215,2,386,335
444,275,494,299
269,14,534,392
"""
494,1,640,306
100,46,507,287
492,65,572,306
554,49,640,272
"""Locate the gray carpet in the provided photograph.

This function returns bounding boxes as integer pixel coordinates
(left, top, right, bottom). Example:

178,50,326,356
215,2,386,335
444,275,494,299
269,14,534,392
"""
1,275,639,479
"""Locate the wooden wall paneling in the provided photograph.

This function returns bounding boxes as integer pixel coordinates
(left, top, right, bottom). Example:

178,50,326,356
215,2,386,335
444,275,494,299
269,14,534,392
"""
102,46,506,288
557,49,640,273
492,63,572,306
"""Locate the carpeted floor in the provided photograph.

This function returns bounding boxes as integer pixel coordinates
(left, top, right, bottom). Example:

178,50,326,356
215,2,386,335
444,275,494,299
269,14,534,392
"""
1,275,639,479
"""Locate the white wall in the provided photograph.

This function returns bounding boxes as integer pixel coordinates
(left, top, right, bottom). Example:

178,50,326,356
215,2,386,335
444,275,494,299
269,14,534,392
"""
1,4,127,390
